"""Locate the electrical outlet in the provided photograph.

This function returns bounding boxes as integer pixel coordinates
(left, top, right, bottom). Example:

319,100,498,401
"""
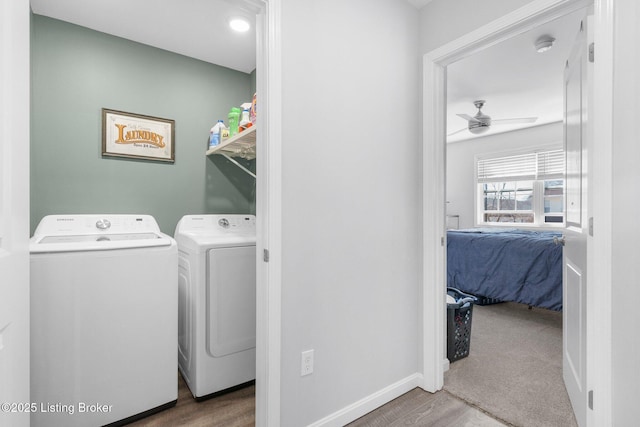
301,349,314,376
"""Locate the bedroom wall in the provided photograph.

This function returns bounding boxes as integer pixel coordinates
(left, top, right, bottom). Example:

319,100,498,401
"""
446,122,563,229
30,15,255,235
279,0,420,425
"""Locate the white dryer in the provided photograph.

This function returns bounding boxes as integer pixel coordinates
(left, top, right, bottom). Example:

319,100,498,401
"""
30,214,178,427
174,214,256,399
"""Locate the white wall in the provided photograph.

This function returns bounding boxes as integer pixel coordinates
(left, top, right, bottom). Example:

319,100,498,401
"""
610,0,640,423
419,0,535,54
446,122,563,229
279,0,420,425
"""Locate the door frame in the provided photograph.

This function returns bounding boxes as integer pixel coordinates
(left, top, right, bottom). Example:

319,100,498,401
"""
1,0,31,425
252,0,282,426
228,0,282,425
421,0,613,425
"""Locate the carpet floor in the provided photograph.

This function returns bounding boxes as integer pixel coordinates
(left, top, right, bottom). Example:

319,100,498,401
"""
444,302,577,427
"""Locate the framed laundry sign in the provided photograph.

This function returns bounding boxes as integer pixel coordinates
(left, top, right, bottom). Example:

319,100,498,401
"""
102,109,175,163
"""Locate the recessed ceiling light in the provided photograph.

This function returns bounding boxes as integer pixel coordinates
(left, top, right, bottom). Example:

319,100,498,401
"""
229,17,250,33
535,35,555,53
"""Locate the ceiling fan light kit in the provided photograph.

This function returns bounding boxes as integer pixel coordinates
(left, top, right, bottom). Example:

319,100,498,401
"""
468,100,491,134
449,99,539,138
469,124,490,134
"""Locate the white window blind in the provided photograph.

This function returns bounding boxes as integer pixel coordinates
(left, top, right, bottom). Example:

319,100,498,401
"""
537,149,564,179
477,153,537,182
477,149,564,182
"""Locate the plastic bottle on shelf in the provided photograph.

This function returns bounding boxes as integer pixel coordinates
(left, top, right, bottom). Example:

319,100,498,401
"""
228,107,241,137
220,123,229,141
250,93,257,124
208,120,225,149
239,108,251,131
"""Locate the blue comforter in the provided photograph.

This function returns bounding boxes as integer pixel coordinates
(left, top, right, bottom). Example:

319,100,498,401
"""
447,228,563,311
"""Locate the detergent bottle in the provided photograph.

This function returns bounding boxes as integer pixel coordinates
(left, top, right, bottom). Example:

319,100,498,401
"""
208,120,225,149
228,108,241,137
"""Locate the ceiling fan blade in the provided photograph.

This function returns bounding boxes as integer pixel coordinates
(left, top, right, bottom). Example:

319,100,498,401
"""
447,127,469,137
491,117,538,125
456,113,481,123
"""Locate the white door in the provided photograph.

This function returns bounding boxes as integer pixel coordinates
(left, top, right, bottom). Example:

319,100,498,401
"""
563,16,591,427
0,0,31,426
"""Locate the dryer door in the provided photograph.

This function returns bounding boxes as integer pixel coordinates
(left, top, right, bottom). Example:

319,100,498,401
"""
206,245,256,357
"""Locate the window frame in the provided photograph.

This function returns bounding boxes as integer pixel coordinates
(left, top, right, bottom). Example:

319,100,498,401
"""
475,146,565,229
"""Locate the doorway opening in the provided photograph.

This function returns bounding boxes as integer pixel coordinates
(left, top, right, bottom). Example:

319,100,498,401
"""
441,11,585,425
421,1,593,426
441,6,584,421
26,0,278,425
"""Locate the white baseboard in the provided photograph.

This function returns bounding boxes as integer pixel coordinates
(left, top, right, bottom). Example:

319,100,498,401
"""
443,357,450,372
307,373,423,427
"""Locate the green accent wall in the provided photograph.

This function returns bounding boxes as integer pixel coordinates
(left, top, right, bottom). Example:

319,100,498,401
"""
31,15,256,235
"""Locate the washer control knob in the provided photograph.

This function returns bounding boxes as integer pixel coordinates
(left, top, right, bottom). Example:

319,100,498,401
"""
218,218,230,229
96,219,111,230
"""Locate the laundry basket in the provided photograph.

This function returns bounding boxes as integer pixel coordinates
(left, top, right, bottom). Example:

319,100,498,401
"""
447,287,478,362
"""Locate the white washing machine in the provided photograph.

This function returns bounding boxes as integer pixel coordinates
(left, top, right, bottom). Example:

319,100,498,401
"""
30,214,178,427
174,214,256,399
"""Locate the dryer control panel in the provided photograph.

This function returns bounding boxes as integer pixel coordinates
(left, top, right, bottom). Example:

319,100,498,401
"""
176,215,256,236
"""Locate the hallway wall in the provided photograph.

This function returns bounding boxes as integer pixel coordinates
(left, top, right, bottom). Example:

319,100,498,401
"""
278,0,421,424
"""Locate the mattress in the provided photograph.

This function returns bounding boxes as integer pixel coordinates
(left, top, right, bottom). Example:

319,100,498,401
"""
447,228,563,311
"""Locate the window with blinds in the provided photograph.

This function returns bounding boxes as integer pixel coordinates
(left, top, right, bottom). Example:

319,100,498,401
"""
477,149,565,226
477,149,564,182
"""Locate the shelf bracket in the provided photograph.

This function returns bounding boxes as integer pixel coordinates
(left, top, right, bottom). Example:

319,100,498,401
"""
220,153,256,179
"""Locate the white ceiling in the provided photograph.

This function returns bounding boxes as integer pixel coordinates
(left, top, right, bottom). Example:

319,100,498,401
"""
447,9,585,142
30,0,260,74
29,0,431,74
30,1,583,141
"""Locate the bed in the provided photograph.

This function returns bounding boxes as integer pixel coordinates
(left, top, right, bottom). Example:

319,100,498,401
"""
447,228,563,311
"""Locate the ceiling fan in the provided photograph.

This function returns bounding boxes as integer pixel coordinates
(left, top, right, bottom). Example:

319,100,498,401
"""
449,100,538,136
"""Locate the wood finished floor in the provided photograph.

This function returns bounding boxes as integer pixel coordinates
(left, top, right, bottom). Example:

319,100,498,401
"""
126,373,506,427
127,303,565,426
347,388,506,427
127,373,255,427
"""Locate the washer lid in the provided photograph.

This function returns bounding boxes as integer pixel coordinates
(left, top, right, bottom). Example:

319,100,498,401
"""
31,232,172,253
30,214,173,253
